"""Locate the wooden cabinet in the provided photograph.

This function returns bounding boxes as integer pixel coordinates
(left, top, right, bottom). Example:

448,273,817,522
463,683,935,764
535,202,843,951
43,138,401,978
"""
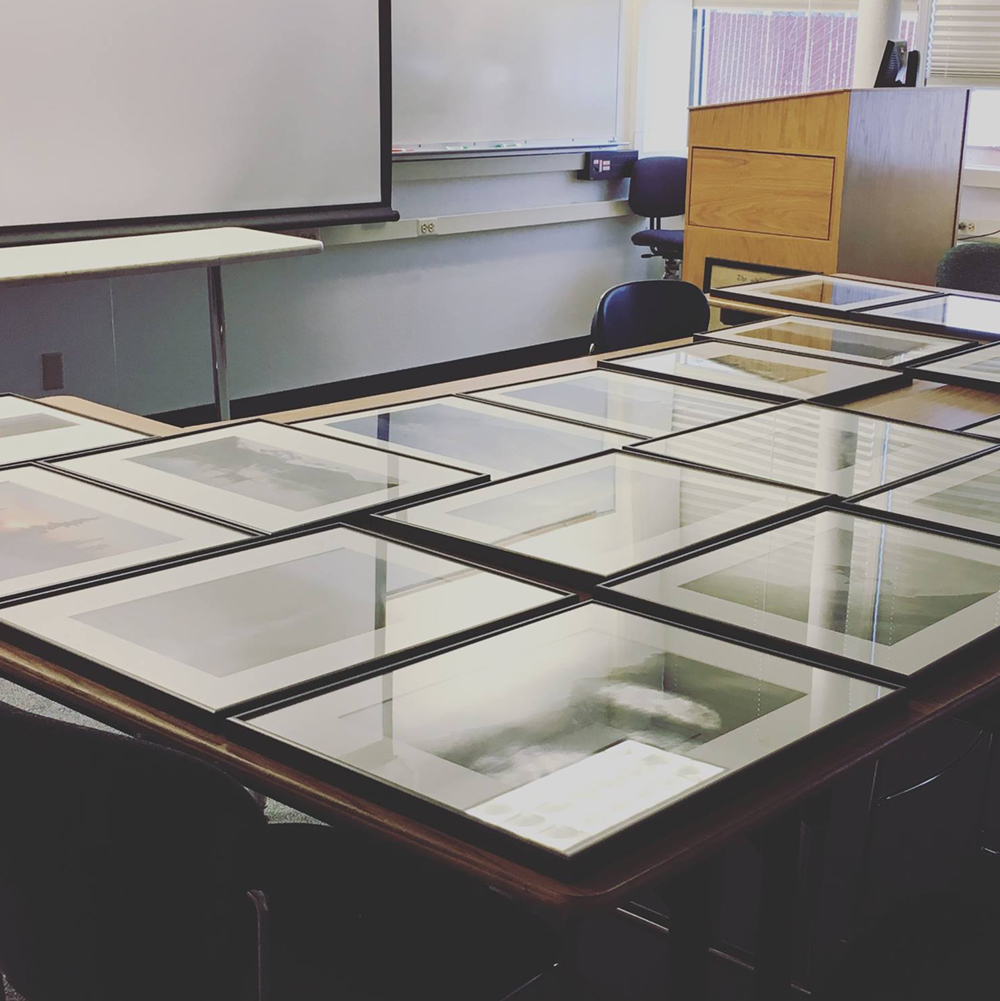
683,88,969,290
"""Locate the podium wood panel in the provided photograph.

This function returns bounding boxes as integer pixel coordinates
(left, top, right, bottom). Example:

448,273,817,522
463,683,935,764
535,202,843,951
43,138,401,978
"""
688,149,835,239
684,87,967,290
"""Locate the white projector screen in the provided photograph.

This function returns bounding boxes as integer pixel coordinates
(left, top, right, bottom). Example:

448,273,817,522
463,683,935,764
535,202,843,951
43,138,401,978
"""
0,0,394,243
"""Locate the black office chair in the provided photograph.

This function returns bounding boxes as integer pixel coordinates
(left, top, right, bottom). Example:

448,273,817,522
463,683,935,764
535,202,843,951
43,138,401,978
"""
628,157,687,279
0,699,556,1001
590,280,710,354
937,242,1000,296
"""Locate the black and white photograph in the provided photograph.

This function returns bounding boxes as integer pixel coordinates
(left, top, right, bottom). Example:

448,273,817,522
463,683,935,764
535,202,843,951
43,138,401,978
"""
608,509,1000,680
634,403,994,497
0,465,247,599
297,396,638,478
0,396,146,465
469,369,773,438
244,604,887,855
0,527,566,712
859,449,1000,539
53,420,485,532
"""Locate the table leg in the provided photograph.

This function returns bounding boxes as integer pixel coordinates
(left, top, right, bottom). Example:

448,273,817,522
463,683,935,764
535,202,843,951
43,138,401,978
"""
207,265,230,422
754,811,802,1001
663,859,720,1001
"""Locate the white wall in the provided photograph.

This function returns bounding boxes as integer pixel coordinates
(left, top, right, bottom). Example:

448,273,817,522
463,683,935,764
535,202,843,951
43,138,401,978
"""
0,159,656,415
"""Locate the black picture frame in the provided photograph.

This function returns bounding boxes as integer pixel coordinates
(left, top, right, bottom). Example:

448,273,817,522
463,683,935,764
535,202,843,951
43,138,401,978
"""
292,393,642,479
46,417,490,535
233,596,900,868
597,341,912,404
0,521,576,719
364,449,830,592
854,294,1000,341
624,400,1000,501
597,506,1000,687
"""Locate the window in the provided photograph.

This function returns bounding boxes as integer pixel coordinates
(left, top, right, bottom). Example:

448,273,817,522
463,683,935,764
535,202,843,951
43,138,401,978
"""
965,89,1000,155
690,3,918,106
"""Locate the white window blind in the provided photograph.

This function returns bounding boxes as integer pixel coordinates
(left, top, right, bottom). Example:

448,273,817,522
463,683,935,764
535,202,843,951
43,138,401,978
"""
927,0,1000,84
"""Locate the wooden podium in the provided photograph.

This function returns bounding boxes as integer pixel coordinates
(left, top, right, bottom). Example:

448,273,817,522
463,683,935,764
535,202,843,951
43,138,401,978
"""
682,87,969,290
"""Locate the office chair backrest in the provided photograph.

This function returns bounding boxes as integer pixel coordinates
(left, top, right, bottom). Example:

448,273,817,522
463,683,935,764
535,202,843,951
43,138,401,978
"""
0,700,266,1001
937,242,1000,296
591,280,711,354
628,157,688,221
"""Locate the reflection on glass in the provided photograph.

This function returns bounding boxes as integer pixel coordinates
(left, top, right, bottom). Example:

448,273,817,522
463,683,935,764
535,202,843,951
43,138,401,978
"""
712,316,963,367
610,510,1000,676
868,296,1000,337
861,451,1000,539
131,436,398,512
472,370,771,438
57,422,480,533
715,275,929,310
299,397,636,477
245,604,886,854
636,404,990,496
964,416,1000,440
917,342,1000,386
604,342,899,401
384,452,818,577
0,528,562,712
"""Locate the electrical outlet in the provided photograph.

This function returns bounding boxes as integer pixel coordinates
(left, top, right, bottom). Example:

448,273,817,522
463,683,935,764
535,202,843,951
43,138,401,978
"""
417,218,437,237
41,352,64,391
959,221,977,233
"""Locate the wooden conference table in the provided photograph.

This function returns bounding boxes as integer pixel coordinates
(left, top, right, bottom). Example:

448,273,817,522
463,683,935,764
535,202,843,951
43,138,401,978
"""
10,322,1000,999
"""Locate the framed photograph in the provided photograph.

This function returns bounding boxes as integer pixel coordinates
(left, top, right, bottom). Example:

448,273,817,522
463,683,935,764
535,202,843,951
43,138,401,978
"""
294,396,638,479
858,450,1000,542
51,420,486,534
911,342,1000,392
467,370,774,439
710,274,938,315
0,395,147,466
603,509,1000,683
0,526,571,714
703,258,813,295
860,294,1000,340
963,415,1000,439
704,315,972,369
599,341,908,403
241,603,890,857
0,465,248,603
632,403,993,499
377,451,822,588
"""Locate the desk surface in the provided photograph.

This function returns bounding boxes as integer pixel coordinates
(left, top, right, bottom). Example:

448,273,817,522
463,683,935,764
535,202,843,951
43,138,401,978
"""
16,329,1000,914
0,227,323,286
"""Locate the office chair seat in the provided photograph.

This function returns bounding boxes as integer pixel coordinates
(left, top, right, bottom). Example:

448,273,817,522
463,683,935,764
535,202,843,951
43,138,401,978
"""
0,699,557,1001
630,229,684,258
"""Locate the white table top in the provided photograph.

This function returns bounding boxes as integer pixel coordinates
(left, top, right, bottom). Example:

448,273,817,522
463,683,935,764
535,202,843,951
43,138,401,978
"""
0,227,324,285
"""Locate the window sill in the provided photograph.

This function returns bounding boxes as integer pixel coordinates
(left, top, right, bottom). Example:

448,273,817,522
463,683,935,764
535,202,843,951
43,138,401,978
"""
964,166,1000,189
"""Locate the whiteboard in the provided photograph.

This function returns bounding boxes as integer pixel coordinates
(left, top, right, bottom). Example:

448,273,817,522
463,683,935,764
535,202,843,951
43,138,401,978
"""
393,0,623,150
0,0,391,238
